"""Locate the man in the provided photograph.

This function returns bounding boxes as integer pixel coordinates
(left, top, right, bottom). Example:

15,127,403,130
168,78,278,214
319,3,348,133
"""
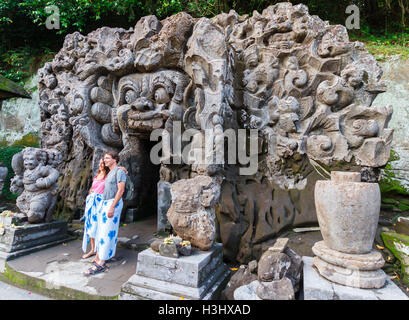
84,150,126,276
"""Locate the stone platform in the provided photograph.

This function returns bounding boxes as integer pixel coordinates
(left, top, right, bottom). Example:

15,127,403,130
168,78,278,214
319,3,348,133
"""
303,256,408,300
312,241,387,288
0,220,73,271
119,243,230,300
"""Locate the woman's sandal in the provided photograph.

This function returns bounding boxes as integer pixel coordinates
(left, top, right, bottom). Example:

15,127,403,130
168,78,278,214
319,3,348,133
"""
106,256,123,263
84,263,108,276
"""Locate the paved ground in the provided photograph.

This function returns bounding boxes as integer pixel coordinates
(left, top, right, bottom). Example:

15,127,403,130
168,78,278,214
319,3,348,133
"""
0,281,50,300
5,215,159,299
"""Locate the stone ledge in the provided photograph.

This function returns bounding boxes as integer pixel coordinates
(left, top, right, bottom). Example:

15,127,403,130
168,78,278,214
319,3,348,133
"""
303,256,409,300
0,261,116,300
120,244,230,300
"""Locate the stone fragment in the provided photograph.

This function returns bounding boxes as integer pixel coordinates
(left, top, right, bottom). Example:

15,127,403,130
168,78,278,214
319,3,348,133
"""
256,277,295,300
268,238,289,253
221,265,258,300
395,217,409,236
150,239,163,252
159,242,179,258
248,260,258,273
171,236,183,247
257,251,291,282
293,227,320,233
178,244,192,256
284,247,303,291
233,280,261,300
118,237,131,245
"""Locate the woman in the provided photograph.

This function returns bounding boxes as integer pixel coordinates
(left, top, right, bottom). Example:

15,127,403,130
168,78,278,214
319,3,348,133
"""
81,158,108,260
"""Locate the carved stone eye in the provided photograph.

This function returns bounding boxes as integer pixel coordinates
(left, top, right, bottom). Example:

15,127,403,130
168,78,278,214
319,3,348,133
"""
125,90,137,104
154,87,170,104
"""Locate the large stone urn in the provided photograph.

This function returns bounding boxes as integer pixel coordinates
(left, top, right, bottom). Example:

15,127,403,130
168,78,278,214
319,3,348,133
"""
312,171,386,288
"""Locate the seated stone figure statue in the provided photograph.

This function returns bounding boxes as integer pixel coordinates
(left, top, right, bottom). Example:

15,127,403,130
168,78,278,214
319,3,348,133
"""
10,148,60,223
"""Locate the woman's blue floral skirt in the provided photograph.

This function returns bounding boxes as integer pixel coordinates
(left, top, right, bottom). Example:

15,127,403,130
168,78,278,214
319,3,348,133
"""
82,192,103,253
95,198,123,261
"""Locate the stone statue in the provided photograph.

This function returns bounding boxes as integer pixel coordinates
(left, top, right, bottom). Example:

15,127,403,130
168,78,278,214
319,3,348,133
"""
0,162,7,195
37,3,393,260
167,175,221,250
10,147,61,223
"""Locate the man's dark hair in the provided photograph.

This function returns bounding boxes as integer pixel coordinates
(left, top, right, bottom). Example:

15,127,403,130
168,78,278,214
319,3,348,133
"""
104,150,120,163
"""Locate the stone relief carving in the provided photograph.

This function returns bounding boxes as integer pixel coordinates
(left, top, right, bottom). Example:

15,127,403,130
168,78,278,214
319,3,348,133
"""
37,3,393,261
10,147,61,223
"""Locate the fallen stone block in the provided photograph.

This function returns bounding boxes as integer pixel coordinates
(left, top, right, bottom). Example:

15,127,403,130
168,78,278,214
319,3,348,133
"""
256,277,295,300
234,280,261,300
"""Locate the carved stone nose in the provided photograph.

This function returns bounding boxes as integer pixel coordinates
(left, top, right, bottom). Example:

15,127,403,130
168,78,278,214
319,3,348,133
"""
131,97,154,111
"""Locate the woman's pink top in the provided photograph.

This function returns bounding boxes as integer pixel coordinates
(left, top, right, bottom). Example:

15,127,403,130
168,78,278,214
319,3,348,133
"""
91,177,106,195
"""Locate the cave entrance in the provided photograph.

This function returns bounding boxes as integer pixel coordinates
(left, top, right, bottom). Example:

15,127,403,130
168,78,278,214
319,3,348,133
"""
121,139,160,224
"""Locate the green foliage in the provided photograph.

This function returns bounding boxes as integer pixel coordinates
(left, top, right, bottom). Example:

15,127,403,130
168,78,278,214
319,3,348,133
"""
351,32,409,61
0,1,407,80
0,46,56,85
0,146,24,202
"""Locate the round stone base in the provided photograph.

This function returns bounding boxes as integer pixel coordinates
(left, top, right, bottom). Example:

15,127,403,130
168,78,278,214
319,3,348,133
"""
312,241,385,271
313,256,386,289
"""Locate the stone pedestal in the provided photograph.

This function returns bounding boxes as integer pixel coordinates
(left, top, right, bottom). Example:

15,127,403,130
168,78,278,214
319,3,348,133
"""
0,213,27,226
0,220,72,272
119,243,230,300
313,171,386,289
312,241,386,288
303,257,408,300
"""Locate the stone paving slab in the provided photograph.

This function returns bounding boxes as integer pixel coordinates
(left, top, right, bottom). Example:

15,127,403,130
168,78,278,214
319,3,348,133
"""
6,239,138,298
0,216,159,299
0,280,50,300
303,256,409,300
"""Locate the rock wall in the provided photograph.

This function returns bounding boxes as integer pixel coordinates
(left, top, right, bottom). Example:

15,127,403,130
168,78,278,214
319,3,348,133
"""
0,75,40,145
372,56,409,210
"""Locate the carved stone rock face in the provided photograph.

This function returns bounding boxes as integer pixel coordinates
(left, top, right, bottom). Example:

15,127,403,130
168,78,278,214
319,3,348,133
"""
114,70,189,137
167,175,220,251
10,148,61,223
37,3,393,257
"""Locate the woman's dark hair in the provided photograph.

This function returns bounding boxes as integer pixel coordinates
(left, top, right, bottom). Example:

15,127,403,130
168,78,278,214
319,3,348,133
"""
96,158,110,179
104,150,120,163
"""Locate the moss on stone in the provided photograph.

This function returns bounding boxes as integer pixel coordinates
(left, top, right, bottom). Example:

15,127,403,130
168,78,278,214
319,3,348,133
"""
11,133,40,147
379,149,409,212
381,232,409,286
